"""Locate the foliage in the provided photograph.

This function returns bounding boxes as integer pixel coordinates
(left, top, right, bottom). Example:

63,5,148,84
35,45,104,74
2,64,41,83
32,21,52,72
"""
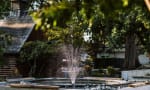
91,67,119,77
19,41,53,77
85,12,115,59
45,14,86,48
30,0,150,69
0,0,10,18
106,66,117,76
19,41,63,77
110,6,150,48
0,31,12,46
84,56,93,66
0,31,13,66
91,70,104,77
31,0,119,59
0,46,4,66
29,0,57,10
31,1,74,29
108,3,150,68
20,41,52,62
31,1,91,49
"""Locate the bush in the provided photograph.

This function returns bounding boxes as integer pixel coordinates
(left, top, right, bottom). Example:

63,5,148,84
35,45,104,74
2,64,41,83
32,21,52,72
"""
18,41,63,77
106,66,117,76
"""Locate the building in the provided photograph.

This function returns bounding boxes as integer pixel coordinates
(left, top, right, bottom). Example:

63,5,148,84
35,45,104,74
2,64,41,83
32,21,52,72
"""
10,0,29,16
94,48,125,69
0,0,45,78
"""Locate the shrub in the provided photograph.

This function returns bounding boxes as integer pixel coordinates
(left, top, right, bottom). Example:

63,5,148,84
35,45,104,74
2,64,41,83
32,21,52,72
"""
18,41,63,77
107,66,117,76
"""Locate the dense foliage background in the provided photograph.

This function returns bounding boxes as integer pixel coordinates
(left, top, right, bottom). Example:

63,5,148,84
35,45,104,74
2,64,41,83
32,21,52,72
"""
1,0,150,76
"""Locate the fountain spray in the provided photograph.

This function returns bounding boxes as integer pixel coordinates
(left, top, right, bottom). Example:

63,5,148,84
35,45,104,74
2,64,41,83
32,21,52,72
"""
62,45,81,86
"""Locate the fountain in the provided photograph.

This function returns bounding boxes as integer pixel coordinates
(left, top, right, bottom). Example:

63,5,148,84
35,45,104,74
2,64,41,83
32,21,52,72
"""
0,44,103,90
61,45,82,87
0,44,104,90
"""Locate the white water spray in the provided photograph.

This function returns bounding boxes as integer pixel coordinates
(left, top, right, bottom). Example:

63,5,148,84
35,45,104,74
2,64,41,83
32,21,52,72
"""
62,45,81,85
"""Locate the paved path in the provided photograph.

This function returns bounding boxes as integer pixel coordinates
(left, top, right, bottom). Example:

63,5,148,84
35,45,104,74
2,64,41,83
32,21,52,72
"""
119,85,150,90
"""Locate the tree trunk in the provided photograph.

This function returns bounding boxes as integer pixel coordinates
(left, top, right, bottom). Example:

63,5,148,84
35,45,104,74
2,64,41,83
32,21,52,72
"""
124,33,138,69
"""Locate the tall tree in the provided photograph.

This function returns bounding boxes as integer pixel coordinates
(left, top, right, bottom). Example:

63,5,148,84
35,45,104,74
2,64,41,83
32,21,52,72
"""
111,5,150,69
31,0,150,69
96,0,150,69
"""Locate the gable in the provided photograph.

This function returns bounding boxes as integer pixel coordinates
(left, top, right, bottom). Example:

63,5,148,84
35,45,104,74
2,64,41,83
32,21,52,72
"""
0,16,35,53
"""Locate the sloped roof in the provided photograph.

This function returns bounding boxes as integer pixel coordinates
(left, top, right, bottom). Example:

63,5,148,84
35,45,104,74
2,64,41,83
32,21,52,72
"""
0,16,35,53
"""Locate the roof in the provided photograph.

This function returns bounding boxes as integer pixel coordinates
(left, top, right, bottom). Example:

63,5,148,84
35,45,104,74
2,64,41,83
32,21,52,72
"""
0,16,35,53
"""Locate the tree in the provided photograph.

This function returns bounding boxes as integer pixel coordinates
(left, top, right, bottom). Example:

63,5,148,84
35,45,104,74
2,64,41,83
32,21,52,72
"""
30,0,116,66
31,0,122,53
93,0,150,69
0,0,10,18
31,0,150,69
111,5,150,69
31,0,90,47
